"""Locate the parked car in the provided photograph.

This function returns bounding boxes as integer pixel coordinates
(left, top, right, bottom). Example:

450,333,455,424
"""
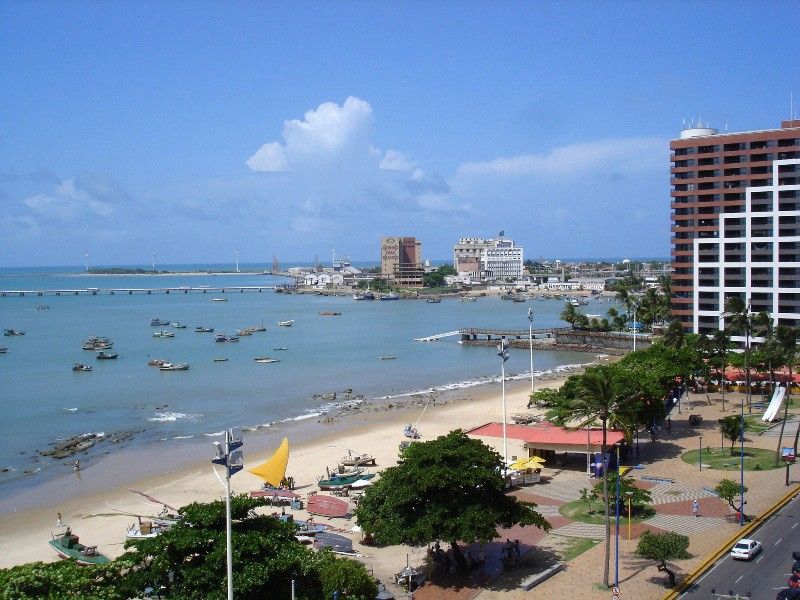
731,538,762,560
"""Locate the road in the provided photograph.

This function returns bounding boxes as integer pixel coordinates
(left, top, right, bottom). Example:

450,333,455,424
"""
680,491,800,600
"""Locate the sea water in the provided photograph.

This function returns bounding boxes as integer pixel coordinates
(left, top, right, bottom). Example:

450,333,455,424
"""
0,266,609,500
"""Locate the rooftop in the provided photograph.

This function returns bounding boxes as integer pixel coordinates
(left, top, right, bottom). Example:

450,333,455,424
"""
467,421,625,447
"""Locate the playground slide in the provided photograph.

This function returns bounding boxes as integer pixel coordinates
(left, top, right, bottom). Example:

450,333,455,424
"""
762,386,786,422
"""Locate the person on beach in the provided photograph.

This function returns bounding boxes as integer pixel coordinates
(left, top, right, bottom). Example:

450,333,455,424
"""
74,460,80,472
56,512,63,527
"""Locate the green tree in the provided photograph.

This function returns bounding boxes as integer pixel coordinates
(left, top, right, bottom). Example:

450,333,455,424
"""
719,416,743,454
560,302,579,329
354,430,549,571
0,560,126,600
710,329,732,411
662,321,685,349
635,530,691,587
723,297,772,413
589,473,652,516
771,326,798,463
715,478,749,518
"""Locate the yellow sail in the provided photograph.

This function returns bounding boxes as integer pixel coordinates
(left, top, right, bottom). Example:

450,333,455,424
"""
248,437,289,487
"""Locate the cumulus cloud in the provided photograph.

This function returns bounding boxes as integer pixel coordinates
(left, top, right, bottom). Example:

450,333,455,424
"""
247,97,374,172
22,174,127,221
379,149,415,171
456,136,667,178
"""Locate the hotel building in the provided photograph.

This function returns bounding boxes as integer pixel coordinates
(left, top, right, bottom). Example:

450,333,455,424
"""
380,236,424,287
453,237,524,281
670,119,800,337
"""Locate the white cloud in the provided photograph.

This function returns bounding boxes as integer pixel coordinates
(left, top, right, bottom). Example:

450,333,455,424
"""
245,142,288,172
247,97,374,172
379,149,414,171
456,137,668,178
22,176,119,221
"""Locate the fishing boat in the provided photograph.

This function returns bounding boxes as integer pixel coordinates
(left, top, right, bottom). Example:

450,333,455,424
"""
195,326,214,333
569,299,580,307
147,358,168,367
254,356,279,363
72,363,92,372
96,350,118,359
277,320,294,327
126,519,169,539
512,296,527,303
379,355,397,360
0,347,8,354
426,297,441,303
49,528,109,565
236,329,252,336
248,324,267,332
213,357,229,362
150,318,169,326
35,304,50,310
3,329,25,336
215,333,228,342
171,322,187,329
227,335,240,342
319,311,341,316
152,330,175,338
273,347,288,351
339,452,376,467
159,362,190,371
248,437,290,490
82,336,112,350
317,472,375,491
211,297,228,302
380,293,400,301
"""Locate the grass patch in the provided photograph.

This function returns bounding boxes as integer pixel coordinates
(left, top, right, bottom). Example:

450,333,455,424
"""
559,499,655,524
681,446,782,471
556,536,599,562
743,415,772,434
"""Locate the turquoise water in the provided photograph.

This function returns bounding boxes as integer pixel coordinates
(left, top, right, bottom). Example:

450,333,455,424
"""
0,267,609,497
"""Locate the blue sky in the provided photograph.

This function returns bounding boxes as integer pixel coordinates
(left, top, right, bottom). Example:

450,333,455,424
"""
1,1,798,267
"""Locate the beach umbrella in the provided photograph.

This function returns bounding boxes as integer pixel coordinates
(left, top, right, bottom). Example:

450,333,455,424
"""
525,456,546,466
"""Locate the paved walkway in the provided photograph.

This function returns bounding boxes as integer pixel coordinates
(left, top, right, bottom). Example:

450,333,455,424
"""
643,514,729,535
648,481,720,505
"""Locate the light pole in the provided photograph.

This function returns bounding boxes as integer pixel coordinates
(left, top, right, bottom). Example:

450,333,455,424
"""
614,445,621,590
632,306,637,353
211,428,244,600
527,308,534,393
498,336,510,468
699,436,703,471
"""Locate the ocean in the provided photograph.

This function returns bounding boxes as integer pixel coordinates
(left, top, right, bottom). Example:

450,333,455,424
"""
0,266,609,504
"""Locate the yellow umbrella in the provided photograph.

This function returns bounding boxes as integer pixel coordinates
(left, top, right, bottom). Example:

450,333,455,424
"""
508,459,529,471
527,456,546,464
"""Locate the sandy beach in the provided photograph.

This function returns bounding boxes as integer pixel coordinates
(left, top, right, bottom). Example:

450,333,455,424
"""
0,367,581,571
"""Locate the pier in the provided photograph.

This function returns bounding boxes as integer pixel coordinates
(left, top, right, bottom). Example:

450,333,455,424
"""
458,327,562,341
0,286,280,297
413,330,460,342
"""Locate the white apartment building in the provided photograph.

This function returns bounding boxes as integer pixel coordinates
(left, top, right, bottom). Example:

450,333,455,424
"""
453,237,523,281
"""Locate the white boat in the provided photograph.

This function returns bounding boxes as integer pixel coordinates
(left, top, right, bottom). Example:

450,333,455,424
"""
277,320,294,327
153,330,175,338
171,322,187,329
211,298,228,302
159,362,190,371
126,519,168,539
254,357,280,364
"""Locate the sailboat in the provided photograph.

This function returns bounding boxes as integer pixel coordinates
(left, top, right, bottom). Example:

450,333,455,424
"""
248,437,290,489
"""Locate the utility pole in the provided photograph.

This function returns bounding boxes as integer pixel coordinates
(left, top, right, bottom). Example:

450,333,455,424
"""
211,429,244,600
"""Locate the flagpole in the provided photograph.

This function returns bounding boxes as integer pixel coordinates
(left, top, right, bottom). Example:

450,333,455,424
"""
528,308,534,394
498,336,509,467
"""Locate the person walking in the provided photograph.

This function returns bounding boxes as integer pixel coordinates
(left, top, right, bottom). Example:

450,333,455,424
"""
692,499,699,517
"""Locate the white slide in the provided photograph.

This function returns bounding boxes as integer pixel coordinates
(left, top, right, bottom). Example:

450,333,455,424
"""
762,386,786,422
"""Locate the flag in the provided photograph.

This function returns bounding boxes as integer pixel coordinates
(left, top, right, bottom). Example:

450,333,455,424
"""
497,337,509,362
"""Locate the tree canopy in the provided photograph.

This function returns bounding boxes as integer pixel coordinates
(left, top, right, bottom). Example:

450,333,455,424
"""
354,431,549,555
0,496,377,600
636,530,691,587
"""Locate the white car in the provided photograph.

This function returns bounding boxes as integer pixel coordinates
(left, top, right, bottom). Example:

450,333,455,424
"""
730,538,762,560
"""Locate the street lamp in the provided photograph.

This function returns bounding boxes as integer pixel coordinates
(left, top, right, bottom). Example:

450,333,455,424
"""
699,436,703,471
632,306,637,352
497,336,510,467
211,428,244,600
527,308,534,393
614,445,621,590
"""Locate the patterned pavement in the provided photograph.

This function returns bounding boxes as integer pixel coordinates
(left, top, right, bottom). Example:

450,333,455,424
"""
648,481,720,505
642,513,729,535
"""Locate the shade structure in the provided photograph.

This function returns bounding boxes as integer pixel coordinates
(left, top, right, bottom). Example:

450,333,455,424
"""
248,437,289,487
509,456,545,471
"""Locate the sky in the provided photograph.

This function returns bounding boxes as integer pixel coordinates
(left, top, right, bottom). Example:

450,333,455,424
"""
1,1,799,268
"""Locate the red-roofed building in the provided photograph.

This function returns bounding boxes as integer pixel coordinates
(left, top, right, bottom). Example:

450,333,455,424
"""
466,421,626,471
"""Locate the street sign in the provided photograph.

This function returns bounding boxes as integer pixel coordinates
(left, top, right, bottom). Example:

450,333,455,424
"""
612,586,620,599
782,447,796,463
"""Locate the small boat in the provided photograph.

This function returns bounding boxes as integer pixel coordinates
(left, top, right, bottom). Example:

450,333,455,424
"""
317,472,375,490
459,296,478,302
150,318,169,326
72,363,92,372
273,347,289,351
211,298,228,302
82,336,112,350
569,299,580,307
227,335,240,342
3,329,25,336
306,494,349,518
426,297,441,303
254,357,279,363
215,334,228,342
0,347,8,354
248,324,267,332
195,326,214,333
512,296,526,303
339,453,376,467
353,293,366,300
379,355,397,360
96,351,118,359
213,357,229,362
354,292,375,300
153,330,175,338
236,329,252,336
319,311,341,316
277,320,294,327
147,358,168,367
35,304,50,310
159,362,189,371
126,519,168,539
171,322,187,329
49,528,109,565
380,293,400,301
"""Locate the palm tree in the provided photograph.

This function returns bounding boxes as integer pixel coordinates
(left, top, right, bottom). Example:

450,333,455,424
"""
560,302,579,329
662,321,685,349
710,329,732,412
773,325,798,463
723,297,772,413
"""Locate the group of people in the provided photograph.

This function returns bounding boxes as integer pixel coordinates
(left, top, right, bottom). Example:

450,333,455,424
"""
279,476,295,490
430,541,485,575
501,539,521,570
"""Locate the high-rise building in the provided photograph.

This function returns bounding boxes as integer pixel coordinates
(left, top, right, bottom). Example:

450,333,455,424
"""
670,119,800,338
380,236,424,287
453,237,524,281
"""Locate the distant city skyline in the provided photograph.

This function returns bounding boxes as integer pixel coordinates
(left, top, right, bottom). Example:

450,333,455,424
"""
1,2,798,267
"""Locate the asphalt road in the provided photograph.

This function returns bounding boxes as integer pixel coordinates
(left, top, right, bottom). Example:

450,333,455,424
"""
679,491,800,600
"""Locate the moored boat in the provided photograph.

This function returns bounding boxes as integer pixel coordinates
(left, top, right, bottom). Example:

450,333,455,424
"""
152,330,175,338
147,358,168,367
236,329,252,336
213,357,229,362
254,356,279,363
215,333,228,342
277,320,294,327
49,528,109,565
126,519,168,539
339,452,376,467
159,362,189,371
273,347,288,351
195,326,214,333
171,322,187,329
72,363,92,372
3,328,25,336
426,297,441,303
150,318,169,326
36,304,50,310
96,350,118,359
0,347,8,353
380,293,400,301
379,355,397,360
317,472,375,490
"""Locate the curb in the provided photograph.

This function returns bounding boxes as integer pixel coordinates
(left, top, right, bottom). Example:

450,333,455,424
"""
661,483,800,600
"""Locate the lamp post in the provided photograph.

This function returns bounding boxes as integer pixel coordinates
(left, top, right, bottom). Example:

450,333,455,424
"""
614,445,621,590
498,336,510,467
632,307,637,352
699,436,703,471
625,491,633,540
211,428,244,600
527,308,534,394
